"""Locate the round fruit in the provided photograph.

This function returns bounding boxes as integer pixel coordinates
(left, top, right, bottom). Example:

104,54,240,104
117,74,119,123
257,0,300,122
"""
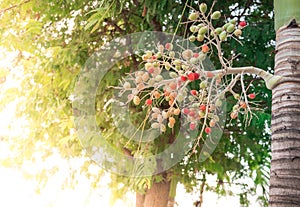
182,108,190,115
153,91,161,99
239,101,247,109
200,3,207,13
190,25,199,33
248,93,256,99
209,119,216,127
169,82,177,90
239,21,247,27
214,27,223,35
234,29,242,37
165,43,173,50
133,96,141,105
197,34,205,42
123,82,131,89
145,99,152,106
169,117,176,125
211,11,221,20
189,35,196,42
181,76,187,81
199,27,208,35
174,108,181,115
205,127,212,134
201,44,210,53
188,72,200,81
190,90,198,96
226,24,235,33
219,31,227,41
190,57,199,64
189,12,199,21
230,111,238,119
190,122,196,130
206,71,214,78
199,104,206,111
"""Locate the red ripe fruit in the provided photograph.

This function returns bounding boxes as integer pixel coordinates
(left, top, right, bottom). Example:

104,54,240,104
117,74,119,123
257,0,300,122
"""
248,93,256,99
181,76,187,81
190,122,196,130
145,99,152,106
239,21,247,27
199,104,206,111
190,90,198,96
189,110,196,117
148,67,155,74
205,127,212,134
182,108,190,115
206,71,214,78
165,43,173,50
188,72,200,81
169,82,177,90
193,53,199,58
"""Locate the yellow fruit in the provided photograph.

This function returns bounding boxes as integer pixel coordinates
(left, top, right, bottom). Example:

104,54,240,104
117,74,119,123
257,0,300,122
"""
133,96,141,105
174,108,181,115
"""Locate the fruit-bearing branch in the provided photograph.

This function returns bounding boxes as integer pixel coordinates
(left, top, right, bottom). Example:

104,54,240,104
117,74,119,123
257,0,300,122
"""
213,66,283,90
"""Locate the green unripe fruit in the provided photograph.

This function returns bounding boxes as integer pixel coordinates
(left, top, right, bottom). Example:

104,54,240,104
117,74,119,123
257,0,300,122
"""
197,34,205,42
233,105,239,110
189,12,199,21
169,72,178,78
190,57,199,64
211,11,221,20
189,35,196,42
199,26,208,35
222,23,231,30
214,27,223,35
175,65,181,70
219,31,227,41
226,24,235,33
200,81,207,89
169,51,175,58
198,53,206,61
234,94,240,100
199,3,207,13
215,99,222,107
165,62,171,70
173,59,181,66
155,75,163,82
156,52,162,58
230,19,237,24
234,29,242,37
190,25,199,33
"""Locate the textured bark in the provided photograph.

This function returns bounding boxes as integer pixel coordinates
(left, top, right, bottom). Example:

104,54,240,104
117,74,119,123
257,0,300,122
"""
136,180,171,207
269,22,300,206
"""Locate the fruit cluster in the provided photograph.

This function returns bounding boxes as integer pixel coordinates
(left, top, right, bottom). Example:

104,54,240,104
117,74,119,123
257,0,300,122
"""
117,2,255,140
119,42,225,136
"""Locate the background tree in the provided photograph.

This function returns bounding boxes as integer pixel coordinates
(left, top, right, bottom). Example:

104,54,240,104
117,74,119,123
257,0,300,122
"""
0,0,277,207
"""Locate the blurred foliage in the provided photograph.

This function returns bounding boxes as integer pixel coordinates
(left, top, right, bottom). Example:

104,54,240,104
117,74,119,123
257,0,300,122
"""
0,0,274,206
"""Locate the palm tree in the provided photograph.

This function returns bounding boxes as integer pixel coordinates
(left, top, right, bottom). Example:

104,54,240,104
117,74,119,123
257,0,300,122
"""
269,0,300,206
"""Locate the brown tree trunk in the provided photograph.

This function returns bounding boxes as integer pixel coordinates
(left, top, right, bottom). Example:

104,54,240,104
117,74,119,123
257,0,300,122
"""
269,21,300,206
136,180,172,207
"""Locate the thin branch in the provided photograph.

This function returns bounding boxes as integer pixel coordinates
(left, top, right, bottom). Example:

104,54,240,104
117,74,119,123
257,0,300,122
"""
0,0,30,14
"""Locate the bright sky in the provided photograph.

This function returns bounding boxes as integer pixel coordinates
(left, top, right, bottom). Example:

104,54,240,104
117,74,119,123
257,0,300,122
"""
0,49,262,207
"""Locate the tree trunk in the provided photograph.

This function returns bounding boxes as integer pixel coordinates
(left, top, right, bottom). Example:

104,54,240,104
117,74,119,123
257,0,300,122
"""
136,180,172,207
269,20,300,206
